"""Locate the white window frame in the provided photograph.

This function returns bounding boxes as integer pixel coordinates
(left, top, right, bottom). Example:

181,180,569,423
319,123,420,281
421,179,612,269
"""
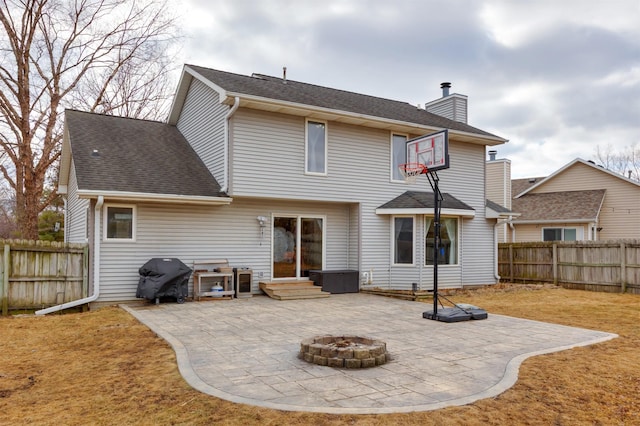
305,118,328,176
425,216,460,266
103,204,136,242
271,214,326,279
392,215,415,266
390,133,409,182
542,227,582,241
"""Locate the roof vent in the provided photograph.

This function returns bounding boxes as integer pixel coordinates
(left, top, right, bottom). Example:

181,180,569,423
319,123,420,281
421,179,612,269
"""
488,150,497,161
283,66,287,84
91,149,100,158
528,178,536,184
441,82,451,97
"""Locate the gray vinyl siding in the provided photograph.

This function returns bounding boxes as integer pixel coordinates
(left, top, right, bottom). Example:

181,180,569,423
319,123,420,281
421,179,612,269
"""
229,108,495,289
448,143,496,286
175,78,228,182
425,96,468,123
65,161,89,243
96,198,352,302
82,99,496,301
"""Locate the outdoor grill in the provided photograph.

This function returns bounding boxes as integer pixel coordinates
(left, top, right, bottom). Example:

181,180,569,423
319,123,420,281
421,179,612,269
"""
136,258,192,305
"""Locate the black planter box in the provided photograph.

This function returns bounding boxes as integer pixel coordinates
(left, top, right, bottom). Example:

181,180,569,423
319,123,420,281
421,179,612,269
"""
308,270,359,294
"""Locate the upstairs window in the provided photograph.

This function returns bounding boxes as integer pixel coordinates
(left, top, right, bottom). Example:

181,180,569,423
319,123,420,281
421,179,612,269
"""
391,134,408,181
306,119,327,175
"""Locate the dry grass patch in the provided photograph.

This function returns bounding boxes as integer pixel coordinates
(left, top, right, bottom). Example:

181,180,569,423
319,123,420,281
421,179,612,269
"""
0,285,638,425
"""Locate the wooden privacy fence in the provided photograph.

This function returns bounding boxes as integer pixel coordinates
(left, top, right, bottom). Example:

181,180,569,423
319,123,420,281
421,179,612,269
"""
0,239,88,314
498,240,640,294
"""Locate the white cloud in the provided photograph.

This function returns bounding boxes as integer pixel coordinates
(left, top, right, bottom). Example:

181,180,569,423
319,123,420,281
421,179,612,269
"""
480,0,640,48
169,0,640,180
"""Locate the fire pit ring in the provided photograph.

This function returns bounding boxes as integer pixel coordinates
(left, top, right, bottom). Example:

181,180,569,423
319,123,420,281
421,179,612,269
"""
298,335,390,368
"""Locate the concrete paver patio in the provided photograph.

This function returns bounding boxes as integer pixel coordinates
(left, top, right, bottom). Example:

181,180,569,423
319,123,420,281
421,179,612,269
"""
122,293,616,414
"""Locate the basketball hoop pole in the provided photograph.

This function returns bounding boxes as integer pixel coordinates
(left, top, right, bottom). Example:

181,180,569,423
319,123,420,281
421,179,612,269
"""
426,171,443,315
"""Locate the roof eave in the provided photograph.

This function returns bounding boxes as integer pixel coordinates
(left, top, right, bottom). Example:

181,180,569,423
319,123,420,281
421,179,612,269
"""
226,92,508,146
486,208,521,219
77,190,232,206
375,208,476,217
512,218,598,224
168,65,229,125
58,121,72,190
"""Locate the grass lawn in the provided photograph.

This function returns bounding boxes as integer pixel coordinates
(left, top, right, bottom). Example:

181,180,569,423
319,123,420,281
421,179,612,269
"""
0,284,638,425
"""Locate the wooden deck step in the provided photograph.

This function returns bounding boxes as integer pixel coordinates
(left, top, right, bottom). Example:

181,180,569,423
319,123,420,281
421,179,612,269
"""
259,280,330,300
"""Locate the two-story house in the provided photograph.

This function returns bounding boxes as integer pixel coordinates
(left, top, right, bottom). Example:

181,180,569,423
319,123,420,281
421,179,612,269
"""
53,65,507,309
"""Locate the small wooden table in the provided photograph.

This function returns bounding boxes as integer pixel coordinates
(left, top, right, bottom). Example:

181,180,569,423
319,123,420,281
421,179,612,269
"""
193,259,234,301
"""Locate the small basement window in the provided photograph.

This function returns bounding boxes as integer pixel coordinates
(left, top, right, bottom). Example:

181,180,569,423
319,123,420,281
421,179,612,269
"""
104,204,136,241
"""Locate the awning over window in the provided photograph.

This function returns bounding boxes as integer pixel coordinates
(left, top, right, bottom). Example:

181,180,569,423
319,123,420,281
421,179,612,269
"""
375,191,475,217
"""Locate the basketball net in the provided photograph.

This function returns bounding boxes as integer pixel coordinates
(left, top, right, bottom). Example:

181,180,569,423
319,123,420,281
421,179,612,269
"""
399,162,427,183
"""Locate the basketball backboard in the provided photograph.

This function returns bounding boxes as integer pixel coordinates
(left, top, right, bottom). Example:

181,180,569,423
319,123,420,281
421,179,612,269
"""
406,130,449,172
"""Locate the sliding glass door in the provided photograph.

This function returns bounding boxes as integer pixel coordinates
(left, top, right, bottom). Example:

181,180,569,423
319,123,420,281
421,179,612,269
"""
273,216,324,279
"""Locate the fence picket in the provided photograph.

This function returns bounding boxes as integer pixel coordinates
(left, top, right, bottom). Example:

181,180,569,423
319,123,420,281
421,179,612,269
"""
498,240,640,294
1,239,88,314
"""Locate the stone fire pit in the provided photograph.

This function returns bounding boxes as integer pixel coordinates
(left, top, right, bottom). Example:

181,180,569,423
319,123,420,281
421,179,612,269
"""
299,335,390,368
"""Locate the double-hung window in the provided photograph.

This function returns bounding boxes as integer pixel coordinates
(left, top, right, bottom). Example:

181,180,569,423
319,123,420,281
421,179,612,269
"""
393,216,414,265
305,119,327,175
104,204,136,241
391,134,408,181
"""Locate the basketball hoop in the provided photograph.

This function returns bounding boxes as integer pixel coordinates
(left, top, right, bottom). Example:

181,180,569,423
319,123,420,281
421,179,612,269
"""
399,162,427,183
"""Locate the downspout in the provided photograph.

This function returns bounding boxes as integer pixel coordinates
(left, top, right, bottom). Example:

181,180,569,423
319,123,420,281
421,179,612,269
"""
36,196,104,315
493,220,502,281
509,217,516,243
493,215,514,281
221,96,240,193
63,197,68,243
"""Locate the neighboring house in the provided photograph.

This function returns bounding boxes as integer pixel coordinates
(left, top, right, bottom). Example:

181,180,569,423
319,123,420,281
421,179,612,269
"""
487,155,640,242
56,65,508,307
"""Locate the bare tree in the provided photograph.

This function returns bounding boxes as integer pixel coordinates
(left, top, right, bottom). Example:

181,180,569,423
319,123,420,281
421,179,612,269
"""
0,0,179,239
595,144,640,182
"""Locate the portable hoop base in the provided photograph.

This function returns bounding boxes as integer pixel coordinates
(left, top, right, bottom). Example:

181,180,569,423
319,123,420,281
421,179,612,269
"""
423,306,488,323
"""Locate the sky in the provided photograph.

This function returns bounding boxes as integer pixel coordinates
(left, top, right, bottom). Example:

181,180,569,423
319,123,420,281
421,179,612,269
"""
171,0,640,178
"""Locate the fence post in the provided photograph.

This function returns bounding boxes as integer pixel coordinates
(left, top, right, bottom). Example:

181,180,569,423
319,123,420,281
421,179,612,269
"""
552,243,558,285
620,242,626,293
82,245,89,298
2,244,9,316
508,244,513,282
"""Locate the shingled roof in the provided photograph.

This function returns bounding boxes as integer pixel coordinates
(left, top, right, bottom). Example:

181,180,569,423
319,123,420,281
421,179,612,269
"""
184,65,503,140
65,110,225,198
511,176,547,197
511,189,606,222
376,191,475,214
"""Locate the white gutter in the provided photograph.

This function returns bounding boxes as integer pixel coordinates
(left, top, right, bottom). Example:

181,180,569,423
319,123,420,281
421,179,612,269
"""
36,196,104,315
76,190,232,205
221,96,240,193
375,208,475,217
227,92,508,146
512,218,596,225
